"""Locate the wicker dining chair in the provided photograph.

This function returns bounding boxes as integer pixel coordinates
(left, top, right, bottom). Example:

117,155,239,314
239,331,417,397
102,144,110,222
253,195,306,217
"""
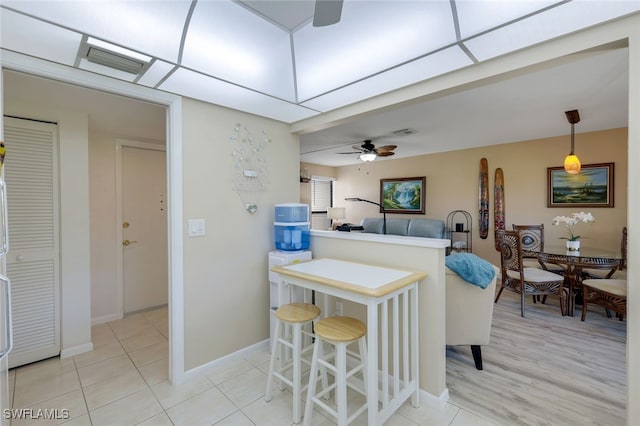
511,224,545,267
582,278,627,321
583,226,627,280
495,230,567,317
537,252,621,316
512,224,563,271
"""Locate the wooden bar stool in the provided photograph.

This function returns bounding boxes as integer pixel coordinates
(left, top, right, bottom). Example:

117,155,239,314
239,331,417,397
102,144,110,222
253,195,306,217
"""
265,302,321,424
303,316,368,426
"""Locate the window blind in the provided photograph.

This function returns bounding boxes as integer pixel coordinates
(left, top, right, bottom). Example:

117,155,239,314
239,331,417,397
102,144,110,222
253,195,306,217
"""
311,179,332,230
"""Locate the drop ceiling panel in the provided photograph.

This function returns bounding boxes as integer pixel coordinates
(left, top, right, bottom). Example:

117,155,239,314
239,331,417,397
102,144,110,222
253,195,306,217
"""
0,9,81,66
456,0,561,39
182,0,296,101
1,0,190,62
160,68,318,123
463,0,640,62
137,60,176,88
301,46,473,112
294,1,457,100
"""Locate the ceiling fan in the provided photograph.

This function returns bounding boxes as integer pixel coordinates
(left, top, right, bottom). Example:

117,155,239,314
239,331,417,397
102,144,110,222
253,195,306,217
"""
338,140,397,161
313,0,344,27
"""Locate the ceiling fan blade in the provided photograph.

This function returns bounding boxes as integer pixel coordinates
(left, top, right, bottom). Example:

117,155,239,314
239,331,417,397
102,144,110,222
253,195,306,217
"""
376,151,395,157
351,145,365,151
375,145,397,152
337,151,361,155
313,0,343,27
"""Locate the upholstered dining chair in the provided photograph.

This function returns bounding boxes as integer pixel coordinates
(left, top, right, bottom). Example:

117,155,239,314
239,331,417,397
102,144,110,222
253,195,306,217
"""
495,230,567,317
581,278,627,321
583,226,627,280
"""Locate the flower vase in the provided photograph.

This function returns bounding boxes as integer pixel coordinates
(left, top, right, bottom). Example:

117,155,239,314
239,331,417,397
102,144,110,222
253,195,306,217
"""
566,240,580,252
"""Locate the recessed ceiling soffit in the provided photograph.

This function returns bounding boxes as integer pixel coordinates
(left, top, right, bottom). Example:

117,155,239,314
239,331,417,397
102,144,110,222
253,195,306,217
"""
1,0,638,123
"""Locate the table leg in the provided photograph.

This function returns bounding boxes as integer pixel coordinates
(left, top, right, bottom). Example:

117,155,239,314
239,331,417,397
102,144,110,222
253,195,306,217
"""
367,302,379,425
411,285,420,407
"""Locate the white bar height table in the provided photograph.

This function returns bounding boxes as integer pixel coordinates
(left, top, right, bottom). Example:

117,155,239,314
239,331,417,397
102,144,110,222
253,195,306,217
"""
271,258,427,426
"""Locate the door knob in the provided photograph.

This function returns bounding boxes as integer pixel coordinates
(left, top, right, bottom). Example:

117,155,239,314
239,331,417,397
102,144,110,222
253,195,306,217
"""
122,240,138,246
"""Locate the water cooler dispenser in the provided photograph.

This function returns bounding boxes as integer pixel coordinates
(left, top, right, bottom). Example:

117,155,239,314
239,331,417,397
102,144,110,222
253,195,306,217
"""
273,203,310,251
268,203,312,350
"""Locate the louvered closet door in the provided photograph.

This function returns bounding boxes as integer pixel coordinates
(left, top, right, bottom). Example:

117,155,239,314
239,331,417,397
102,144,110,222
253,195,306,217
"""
3,116,60,369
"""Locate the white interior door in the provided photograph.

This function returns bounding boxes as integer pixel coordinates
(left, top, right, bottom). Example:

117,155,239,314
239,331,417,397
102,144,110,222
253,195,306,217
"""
3,116,60,369
122,146,167,313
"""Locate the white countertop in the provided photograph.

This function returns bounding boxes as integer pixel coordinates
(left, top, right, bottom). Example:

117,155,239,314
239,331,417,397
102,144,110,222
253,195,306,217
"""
272,258,427,297
311,229,450,249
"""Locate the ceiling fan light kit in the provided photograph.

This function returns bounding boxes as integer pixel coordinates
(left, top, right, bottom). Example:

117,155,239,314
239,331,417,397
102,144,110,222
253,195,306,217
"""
564,109,581,175
338,139,397,162
359,152,376,162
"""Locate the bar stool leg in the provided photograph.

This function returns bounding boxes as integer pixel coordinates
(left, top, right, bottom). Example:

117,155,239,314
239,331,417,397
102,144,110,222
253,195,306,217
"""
358,337,367,391
303,338,321,426
265,318,281,402
336,342,348,426
292,322,302,423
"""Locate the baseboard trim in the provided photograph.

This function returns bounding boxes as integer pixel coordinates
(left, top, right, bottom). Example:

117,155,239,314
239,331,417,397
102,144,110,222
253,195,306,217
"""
420,387,449,409
182,339,270,383
181,338,448,410
91,313,121,325
60,342,94,359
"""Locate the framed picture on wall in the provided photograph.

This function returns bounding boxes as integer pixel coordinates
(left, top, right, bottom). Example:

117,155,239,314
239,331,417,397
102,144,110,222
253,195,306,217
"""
380,177,426,214
547,162,614,207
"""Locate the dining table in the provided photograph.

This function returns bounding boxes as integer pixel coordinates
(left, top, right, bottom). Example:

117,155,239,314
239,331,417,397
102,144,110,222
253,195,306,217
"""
537,245,621,316
271,257,426,426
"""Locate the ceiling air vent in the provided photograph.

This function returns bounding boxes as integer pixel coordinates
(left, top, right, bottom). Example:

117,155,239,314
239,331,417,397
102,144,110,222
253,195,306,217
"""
391,128,416,136
86,46,146,75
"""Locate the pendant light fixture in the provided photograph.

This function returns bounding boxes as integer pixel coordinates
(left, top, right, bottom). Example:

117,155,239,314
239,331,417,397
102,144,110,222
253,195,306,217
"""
564,109,581,174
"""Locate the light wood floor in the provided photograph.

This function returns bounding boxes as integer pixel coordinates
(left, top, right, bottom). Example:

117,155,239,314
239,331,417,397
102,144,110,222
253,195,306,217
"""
446,289,626,426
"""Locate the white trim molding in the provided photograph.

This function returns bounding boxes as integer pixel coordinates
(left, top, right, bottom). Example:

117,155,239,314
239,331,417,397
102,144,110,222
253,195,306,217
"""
1,50,186,385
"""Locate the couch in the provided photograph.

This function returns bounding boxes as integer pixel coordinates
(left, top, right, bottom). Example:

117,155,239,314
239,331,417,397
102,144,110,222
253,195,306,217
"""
445,264,498,370
360,217,497,369
361,217,445,238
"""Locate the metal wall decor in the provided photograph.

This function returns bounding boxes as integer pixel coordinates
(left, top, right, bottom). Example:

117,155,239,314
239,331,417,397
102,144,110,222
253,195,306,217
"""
230,123,271,213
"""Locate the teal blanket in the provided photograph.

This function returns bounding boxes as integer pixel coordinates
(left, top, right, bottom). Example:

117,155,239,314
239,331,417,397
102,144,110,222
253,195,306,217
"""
445,253,495,289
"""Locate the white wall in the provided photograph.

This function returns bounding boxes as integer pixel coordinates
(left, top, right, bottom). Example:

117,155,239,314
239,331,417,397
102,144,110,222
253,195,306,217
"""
181,98,300,370
88,132,118,323
3,100,92,357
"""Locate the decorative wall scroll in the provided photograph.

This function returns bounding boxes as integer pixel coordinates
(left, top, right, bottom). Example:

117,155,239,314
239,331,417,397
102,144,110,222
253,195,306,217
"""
494,168,505,251
479,158,489,239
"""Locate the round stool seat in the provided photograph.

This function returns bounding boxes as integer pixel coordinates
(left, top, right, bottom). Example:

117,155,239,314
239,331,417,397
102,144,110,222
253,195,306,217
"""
275,303,320,324
314,316,366,342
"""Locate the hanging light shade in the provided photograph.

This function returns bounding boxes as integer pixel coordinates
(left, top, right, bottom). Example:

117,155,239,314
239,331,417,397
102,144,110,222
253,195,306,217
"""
564,109,581,174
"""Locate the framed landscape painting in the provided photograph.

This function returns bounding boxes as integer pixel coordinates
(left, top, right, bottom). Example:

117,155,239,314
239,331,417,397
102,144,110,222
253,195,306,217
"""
380,177,425,214
547,162,614,207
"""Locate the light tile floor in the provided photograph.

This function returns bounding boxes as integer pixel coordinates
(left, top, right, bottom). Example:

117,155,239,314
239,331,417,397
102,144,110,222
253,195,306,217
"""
8,307,496,425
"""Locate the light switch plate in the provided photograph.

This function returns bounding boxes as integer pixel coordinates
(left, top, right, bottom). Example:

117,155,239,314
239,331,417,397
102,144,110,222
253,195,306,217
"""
187,219,206,237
